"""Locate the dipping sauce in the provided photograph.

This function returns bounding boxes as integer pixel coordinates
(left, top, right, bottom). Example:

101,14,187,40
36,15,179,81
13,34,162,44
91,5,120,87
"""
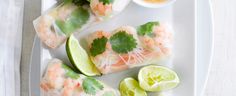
144,0,166,3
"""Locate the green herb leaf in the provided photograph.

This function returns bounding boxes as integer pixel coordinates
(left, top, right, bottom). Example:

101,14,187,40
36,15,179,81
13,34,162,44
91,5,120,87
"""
137,22,159,36
72,0,90,6
90,36,108,57
99,0,114,4
82,77,104,95
64,0,73,4
110,31,137,54
55,19,74,36
62,64,80,79
55,7,89,36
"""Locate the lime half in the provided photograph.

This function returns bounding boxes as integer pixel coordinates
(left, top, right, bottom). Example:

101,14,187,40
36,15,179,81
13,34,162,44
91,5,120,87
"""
66,35,101,76
138,65,180,92
119,78,147,96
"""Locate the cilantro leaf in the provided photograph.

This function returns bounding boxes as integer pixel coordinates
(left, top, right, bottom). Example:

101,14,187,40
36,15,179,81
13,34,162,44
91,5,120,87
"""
63,0,73,4
90,36,108,57
137,21,159,36
55,7,89,36
72,0,90,6
62,64,80,79
82,77,104,95
99,0,114,4
110,31,137,54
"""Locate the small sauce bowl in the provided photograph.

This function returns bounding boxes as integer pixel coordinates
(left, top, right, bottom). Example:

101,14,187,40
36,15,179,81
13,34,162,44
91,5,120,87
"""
133,0,176,8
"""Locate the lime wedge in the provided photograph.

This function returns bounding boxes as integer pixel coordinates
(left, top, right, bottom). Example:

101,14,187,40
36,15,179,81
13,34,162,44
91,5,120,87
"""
119,78,147,96
66,35,101,76
138,65,180,92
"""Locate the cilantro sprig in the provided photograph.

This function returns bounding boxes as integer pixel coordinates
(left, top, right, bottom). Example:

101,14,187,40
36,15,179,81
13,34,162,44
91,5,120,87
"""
90,36,108,57
137,21,159,36
64,0,90,5
82,77,104,95
110,31,137,54
62,64,80,79
99,0,114,5
55,7,89,36
72,0,90,6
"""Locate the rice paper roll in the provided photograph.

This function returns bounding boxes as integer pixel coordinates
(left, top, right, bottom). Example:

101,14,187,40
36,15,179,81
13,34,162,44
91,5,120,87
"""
33,1,92,49
88,26,147,74
88,22,173,74
34,0,131,49
40,59,119,96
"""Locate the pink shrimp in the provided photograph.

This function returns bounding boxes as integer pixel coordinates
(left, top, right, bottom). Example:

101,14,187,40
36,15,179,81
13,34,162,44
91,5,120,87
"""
34,3,78,49
139,24,173,56
62,78,83,96
40,59,83,96
41,61,65,90
90,0,113,16
35,16,66,49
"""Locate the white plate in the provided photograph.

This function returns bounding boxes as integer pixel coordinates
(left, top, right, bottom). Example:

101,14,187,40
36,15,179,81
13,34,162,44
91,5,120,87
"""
29,0,213,96
196,0,214,95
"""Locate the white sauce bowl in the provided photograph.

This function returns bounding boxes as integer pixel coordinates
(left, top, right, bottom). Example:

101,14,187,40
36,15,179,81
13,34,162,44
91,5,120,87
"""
132,0,176,8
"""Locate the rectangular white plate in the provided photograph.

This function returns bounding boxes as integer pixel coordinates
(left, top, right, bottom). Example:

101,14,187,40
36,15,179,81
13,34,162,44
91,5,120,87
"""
29,0,198,96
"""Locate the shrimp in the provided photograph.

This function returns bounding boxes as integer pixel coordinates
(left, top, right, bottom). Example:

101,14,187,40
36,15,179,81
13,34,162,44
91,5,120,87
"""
90,0,113,17
34,15,66,49
139,23,173,56
33,3,80,49
62,78,83,96
40,59,83,96
41,60,65,90
153,24,173,55
90,0,132,20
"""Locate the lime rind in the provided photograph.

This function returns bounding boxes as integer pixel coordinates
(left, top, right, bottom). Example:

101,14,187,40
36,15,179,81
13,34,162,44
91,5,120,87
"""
66,35,101,76
138,65,180,92
119,78,147,96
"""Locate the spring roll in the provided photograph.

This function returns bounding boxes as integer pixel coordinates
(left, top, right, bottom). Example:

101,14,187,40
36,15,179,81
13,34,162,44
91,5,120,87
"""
40,59,119,96
88,22,173,74
33,1,92,49
34,0,131,49
88,26,147,74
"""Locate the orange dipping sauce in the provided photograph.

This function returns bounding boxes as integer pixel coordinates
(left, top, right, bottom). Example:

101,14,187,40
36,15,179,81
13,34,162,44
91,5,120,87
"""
144,0,166,3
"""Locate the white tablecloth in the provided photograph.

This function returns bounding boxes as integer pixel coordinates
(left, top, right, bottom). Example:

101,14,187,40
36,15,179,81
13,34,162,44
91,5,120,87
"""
203,0,236,96
0,0,23,96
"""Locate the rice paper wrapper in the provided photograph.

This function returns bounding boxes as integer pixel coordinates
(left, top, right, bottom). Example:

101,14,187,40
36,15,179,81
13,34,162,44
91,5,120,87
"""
87,22,173,74
40,59,119,96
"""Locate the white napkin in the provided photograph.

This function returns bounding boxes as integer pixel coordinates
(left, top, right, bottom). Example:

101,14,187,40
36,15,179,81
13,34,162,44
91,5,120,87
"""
0,0,23,96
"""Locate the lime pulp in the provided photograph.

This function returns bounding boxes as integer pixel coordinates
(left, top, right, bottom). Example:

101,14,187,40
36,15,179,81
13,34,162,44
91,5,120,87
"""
66,35,101,76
